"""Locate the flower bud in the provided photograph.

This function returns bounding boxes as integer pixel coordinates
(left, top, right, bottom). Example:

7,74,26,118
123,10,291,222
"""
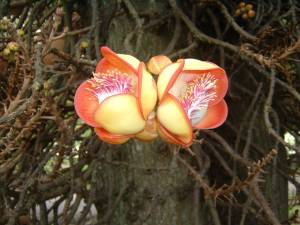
235,9,241,16
239,2,246,8
80,41,89,49
2,48,11,56
242,13,248,20
248,10,256,18
147,55,172,75
0,18,9,31
240,7,247,12
7,42,19,52
246,4,253,10
17,29,25,37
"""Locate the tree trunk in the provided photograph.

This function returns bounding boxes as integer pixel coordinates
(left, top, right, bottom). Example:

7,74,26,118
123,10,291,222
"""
1,0,297,225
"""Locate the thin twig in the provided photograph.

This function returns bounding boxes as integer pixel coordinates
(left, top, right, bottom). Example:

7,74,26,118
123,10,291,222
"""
263,68,300,153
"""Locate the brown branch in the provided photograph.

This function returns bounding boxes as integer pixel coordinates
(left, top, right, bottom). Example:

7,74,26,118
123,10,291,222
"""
201,130,251,166
123,0,143,54
213,0,257,42
51,26,94,41
48,48,96,66
250,182,282,225
163,16,182,55
176,148,277,200
168,0,238,53
175,153,212,194
209,149,278,200
277,35,300,61
168,42,198,59
263,68,300,153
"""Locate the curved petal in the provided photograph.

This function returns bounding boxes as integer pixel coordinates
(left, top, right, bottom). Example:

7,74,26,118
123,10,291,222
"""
157,123,182,145
74,80,100,127
195,99,228,129
118,54,140,71
157,61,184,101
94,127,130,144
157,94,192,140
157,123,193,148
135,116,158,141
95,48,139,98
137,62,157,119
182,59,228,106
93,94,146,135
181,59,219,71
99,47,138,75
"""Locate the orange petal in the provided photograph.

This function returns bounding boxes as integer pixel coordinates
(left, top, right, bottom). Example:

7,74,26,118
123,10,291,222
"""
99,47,138,75
137,62,157,119
94,128,130,144
157,61,184,101
157,95,193,144
135,116,158,141
195,99,228,129
74,80,100,127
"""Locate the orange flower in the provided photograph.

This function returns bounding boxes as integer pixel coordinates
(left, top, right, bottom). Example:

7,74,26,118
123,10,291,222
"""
156,58,228,147
74,47,157,144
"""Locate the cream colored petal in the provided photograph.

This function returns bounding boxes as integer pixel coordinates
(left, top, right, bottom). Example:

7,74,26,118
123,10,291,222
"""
182,58,218,70
139,63,157,119
118,54,140,71
94,94,145,135
157,95,192,138
157,62,183,100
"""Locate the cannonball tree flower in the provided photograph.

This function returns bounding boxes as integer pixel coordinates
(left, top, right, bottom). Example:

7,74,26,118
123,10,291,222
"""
155,58,228,148
74,47,157,144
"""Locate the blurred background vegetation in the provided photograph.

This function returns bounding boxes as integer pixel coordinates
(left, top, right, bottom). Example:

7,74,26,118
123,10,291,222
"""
0,0,300,224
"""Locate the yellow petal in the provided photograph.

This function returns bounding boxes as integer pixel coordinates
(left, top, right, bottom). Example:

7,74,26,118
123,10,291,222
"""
94,94,145,135
138,63,157,119
157,123,193,147
157,95,192,138
181,58,219,71
118,54,140,71
157,61,184,100
147,55,172,75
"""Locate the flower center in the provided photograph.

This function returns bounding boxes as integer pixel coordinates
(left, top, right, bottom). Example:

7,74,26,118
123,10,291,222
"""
180,73,217,126
88,69,134,103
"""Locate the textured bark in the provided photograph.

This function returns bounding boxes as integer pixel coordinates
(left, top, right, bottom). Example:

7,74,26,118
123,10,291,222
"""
1,0,298,224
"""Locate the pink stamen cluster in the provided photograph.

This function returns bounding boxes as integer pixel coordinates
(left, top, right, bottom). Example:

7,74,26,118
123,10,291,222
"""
181,73,217,122
88,69,133,103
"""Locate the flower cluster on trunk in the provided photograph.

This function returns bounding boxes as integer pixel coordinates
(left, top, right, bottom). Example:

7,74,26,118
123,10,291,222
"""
74,47,228,147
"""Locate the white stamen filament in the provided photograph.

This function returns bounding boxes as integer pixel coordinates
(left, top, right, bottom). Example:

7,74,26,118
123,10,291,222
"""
88,70,133,104
181,73,217,125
